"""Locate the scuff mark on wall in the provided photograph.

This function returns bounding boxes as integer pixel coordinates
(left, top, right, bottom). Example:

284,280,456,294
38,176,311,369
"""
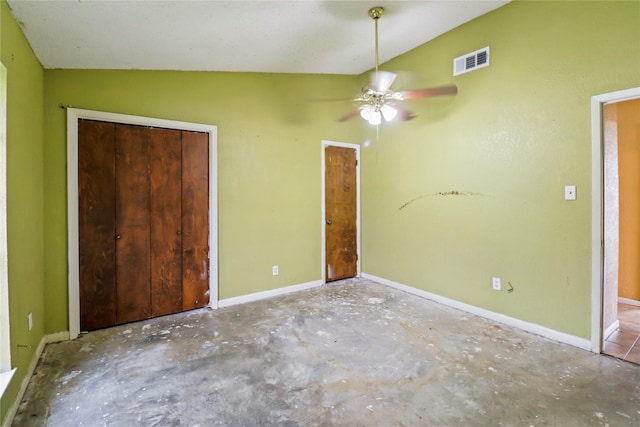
398,191,487,211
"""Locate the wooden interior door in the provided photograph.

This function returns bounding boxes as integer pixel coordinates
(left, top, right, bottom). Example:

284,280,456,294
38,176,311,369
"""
78,120,209,331
78,120,117,330
181,131,210,310
115,124,152,324
149,127,183,316
325,145,358,282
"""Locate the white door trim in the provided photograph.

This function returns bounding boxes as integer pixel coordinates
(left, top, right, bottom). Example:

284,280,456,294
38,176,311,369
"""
67,108,218,339
590,87,640,352
321,140,361,283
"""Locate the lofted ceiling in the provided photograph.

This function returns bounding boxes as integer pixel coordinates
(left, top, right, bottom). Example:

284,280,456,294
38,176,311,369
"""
7,0,509,75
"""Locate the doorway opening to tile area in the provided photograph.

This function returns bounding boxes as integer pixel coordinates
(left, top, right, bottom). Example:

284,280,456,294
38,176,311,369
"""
591,87,640,358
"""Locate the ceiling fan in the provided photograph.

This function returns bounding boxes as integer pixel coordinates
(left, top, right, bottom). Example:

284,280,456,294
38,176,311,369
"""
339,6,458,125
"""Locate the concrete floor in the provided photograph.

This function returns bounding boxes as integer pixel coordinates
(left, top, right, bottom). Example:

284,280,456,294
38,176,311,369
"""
12,278,640,426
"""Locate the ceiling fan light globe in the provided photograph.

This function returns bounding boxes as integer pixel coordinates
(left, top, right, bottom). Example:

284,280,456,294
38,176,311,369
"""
369,111,382,126
360,104,376,120
381,104,398,121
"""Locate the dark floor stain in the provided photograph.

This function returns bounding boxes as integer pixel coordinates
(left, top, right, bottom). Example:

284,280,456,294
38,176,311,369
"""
399,191,487,211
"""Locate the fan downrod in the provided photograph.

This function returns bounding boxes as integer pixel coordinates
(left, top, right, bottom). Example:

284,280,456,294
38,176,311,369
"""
368,6,384,20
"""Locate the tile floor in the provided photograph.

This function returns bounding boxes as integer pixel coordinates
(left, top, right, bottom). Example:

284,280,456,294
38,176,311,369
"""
604,303,640,364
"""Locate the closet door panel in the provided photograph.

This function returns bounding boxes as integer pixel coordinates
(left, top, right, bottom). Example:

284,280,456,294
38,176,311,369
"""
150,128,183,316
181,131,210,310
78,119,117,331
115,124,151,324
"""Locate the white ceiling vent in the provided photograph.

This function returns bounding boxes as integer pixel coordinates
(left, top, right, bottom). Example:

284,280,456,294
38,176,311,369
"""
453,46,490,76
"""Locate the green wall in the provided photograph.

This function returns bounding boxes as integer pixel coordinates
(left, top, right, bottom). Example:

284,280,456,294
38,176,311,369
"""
2,0,639,422
361,0,639,339
43,70,363,333
0,0,45,423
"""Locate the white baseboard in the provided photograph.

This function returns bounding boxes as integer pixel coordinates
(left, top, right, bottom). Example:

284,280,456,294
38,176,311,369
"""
218,280,323,308
603,319,620,340
618,297,640,307
362,273,592,352
2,331,69,427
44,331,70,344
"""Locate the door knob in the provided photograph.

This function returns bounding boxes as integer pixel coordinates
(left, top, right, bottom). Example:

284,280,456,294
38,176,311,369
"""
326,219,332,225
177,230,182,235
115,234,122,240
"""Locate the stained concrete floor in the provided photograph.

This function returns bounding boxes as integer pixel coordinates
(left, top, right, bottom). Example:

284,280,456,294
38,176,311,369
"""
12,278,640,426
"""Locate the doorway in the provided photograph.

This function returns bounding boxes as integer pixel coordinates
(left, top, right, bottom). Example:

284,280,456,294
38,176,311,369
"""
591,87,640,354
321,141,360,283
600,97,640,362
68,109,218,339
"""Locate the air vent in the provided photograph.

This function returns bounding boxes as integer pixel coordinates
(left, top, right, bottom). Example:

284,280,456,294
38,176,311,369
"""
453,46,490,76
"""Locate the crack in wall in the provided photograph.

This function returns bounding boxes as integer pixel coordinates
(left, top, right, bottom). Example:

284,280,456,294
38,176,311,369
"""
399,191,487,211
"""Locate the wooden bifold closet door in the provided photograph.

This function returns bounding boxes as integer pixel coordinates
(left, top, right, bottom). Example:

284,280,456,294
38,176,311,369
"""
78,119,209,331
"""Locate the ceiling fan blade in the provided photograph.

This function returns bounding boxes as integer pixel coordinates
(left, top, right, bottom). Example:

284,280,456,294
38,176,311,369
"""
370,70,397,92
395,105,417,121
308,97,361,103
400,85,458,100
337,108,362,122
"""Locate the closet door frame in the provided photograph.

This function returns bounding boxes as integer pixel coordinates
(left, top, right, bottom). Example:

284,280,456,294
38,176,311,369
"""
67,108,218,339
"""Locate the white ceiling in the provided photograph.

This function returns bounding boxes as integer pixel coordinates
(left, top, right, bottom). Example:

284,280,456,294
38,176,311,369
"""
7,0,509,75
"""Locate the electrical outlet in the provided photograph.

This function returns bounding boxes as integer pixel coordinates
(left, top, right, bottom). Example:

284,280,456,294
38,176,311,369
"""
492,277,501,291
272,265,279,276
28,312,33,331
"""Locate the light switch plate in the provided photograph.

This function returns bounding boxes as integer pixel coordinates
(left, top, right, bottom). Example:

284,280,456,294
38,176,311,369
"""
565,185,576,201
